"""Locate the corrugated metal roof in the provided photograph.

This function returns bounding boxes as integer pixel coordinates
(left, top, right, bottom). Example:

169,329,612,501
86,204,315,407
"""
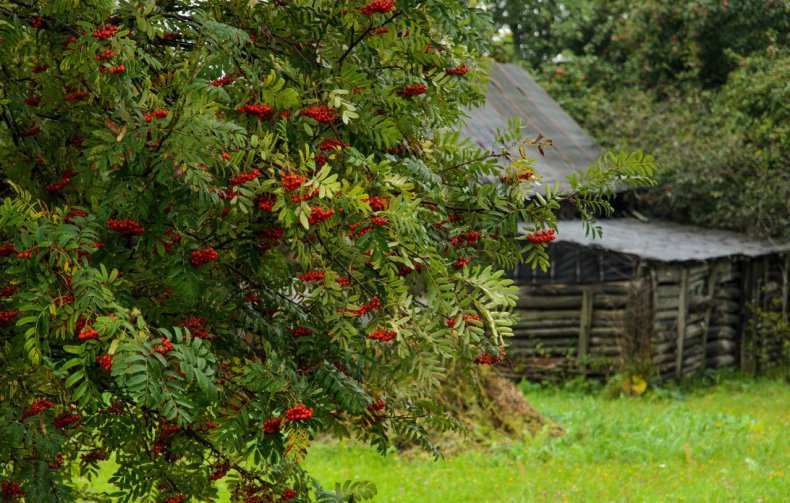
462,63,601,188
542,218,790,262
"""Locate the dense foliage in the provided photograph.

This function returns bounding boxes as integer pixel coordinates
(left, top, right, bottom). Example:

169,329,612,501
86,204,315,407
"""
491,0,790,238
0,1,653,501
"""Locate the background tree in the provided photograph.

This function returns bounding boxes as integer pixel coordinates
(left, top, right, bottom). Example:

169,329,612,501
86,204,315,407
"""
0,1,653,501
489,0,790,238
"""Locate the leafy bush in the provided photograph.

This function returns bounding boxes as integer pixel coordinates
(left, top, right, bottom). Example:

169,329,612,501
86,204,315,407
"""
0,1,654,502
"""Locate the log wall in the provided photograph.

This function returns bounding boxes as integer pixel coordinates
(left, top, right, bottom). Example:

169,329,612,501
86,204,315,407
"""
511,253,789,381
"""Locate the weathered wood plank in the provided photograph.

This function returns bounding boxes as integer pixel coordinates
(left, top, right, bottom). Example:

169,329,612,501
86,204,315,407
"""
675,269,689,379
577,289,593,364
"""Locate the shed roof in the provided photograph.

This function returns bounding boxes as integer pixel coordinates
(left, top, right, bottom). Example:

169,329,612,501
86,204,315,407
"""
545,218,790,262
462,63,601,188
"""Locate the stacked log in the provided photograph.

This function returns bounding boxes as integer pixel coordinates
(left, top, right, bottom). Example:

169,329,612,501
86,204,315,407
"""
705,262,742,369
512,281,636,377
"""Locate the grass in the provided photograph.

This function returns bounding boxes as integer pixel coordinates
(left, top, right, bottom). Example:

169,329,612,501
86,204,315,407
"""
87,375,790,502
302,375,790,502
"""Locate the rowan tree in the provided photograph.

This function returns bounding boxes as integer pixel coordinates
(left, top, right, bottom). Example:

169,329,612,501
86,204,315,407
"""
0,1,654,501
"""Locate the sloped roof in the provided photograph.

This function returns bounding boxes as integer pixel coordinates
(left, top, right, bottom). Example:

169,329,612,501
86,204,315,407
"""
462,63,601,188
548,218,790,262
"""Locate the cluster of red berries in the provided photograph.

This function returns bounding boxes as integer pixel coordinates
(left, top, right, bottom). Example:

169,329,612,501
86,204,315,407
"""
22,398,54,418
314,154,327,166
319,138,349,151
445,65,469,76
285,405,314,422
307,206,335,225
107,64,125,75
191,247,218,266
371,217,388,227
299,271,325,282
501,171,534,184
260,228,284,240
449,231,481,247
245,294,261,304
368,329,397,342
0,310,19,326
263,417,283,433
162,231,182,253
364,196,389,211
337,276,351,286
179,316,210,339
257,196,276,212
96,355,113,371
48,454,65,470
358,0,396,15
81,449,108,463
238,103,274,120
64,209,87,223
1,481,24,500
108,219,144,235
211,75,235,87
65,91,89,102
30,16,43,29
54,412,82,429
446,313,482,328
0,243,17,257
0,285,18,298
78,326,99,340
154,337,173,355
398,263,423,276
144,109,169,123
46,173,75,193
209,464,229,481
25,96,41,106
342,295,381,317
476,350,505,365
452,256,470,269
281,173,307,192
301,105,336,123
291,327,313,338
279,111,291,120
221,152,232,161
281,489,298,501
229,169,260,186
398,84,427,97
367,399,386,412
93,25,119,39
164,495,187,503
372,27,390,36
290,188,319,203
96,49,115,61
22,126,41,137
527,229,556,244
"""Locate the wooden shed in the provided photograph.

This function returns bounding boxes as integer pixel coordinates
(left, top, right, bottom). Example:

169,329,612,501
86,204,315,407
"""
463,64,789,380
511,218,790,380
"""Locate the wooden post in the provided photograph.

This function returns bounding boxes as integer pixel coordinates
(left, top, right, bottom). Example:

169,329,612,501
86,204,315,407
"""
701,265,718,371
577,288,593,369
675,269,689,379
782,255,789,322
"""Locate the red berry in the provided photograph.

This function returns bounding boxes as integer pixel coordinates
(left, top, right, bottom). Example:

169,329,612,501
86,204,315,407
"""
445,65,469,76
191,247,218,266
107,219,144,235
300,105,336,124
398,84,427,97
228,169,260,186
358,0,396,16
285,405,314,422
263,417,283,433
96,355,113,371
92,25,119,39
368,329,397,342
237,103,274,120
78,326,99,340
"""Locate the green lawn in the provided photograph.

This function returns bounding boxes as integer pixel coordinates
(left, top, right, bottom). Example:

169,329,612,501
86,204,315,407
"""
87,376,790,502
303,377,790,502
